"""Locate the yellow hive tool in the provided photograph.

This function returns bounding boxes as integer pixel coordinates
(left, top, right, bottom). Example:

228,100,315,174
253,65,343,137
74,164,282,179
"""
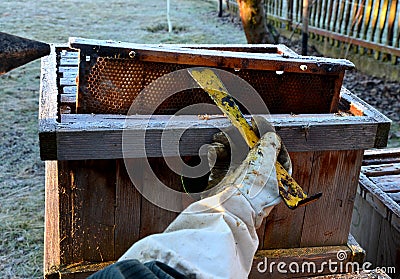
188,68,322,209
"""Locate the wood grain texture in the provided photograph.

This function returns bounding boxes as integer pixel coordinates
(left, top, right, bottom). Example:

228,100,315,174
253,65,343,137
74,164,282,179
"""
45,261,114,279
250,239,365,279
39,44,58,160
40,109,381,160
69,37,354,74
261,152,314,249
114,159,142,258
362,163,400,177
53,160,117,264
339,88,392,148
39,83,390,160
44,161,61,274
363,147,400,165
300,149,364,247
72,160,116,262
139,157,181,238
351,149,400,279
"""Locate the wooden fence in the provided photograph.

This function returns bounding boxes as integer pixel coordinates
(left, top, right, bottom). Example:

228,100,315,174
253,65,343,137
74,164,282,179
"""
226,0,400,79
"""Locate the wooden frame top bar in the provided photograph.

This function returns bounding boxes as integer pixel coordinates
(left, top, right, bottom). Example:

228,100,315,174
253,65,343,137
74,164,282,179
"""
69,37,354,75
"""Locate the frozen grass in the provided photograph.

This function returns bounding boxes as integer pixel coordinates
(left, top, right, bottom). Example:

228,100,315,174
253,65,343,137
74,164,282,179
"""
0,0,245,278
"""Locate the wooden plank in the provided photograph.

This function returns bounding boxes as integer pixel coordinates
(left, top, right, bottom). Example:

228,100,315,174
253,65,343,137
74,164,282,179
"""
297,24,400,57
57,161,74,265
39,106,384,160
58,66,78,74
358,173,400,229
63,86,77,95
362,163,400,176
326,0,334,31
39,45,58,160
46,261,114,279
340,87,391,148
348,0,359,37
60,77,76,86
139,157,181,238
300,149,364,246
44,161,61,275
343,0,352,35
332,0,340,33
60,57,79,66
370,174,400,187
69,37,354,75
386,0,397,46
60,50,79,58
354,0,364,38
168,43,300,57
61,160,116,262
362,0,374,40
375,182,400,193
250,242,363,278
337,0,346,34
256,218,267,250
364,147,400,158
351,193,383,265
295,0,301,22
114,159,142,258
387,192,400,203
321,0,329,29
61,71,78,79
60,94,76,104
352,184,400,278
317,0,324,29
370,0,381,41
261,152,313,249
363,147,400,165
378,0,390,44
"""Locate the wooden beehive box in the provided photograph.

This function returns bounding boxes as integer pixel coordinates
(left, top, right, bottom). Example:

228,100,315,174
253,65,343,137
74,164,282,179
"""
351,148,400,279
40,38,391,278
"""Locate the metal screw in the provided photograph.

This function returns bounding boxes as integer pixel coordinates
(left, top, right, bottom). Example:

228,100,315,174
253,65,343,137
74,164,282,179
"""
300,65,308,71
129,51,136,58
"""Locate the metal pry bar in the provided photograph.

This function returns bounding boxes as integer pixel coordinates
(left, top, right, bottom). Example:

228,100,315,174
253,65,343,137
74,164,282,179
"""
188,67,322,209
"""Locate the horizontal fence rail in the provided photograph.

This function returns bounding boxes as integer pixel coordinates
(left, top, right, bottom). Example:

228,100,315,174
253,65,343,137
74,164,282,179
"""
226,0,400,67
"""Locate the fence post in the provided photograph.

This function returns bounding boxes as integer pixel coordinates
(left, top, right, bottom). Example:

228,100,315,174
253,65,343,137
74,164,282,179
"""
302,0,309,55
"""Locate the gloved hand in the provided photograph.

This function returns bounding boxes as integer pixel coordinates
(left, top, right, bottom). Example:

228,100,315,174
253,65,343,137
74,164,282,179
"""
206,116,292,227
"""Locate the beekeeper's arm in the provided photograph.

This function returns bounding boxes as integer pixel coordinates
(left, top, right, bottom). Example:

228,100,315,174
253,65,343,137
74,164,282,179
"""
116,130,291,279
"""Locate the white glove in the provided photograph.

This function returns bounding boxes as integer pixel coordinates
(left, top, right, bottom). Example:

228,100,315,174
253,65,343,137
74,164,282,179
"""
119,123,292,279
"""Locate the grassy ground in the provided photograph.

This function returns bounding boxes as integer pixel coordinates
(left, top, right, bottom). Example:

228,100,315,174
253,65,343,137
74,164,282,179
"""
0,1,399,278
0,1,245,278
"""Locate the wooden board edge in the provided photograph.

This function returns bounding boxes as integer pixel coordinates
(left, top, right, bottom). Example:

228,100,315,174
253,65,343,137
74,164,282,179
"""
39,44,58,160
45,261,114,279
251,241,365,278
68,37,354,74
358,173,400,225
340,88,392,148
49,113,379,160
347,234,366,264
44,161,61,275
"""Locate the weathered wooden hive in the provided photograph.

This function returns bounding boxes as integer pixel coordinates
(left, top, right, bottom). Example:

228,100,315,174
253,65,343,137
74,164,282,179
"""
40,38,391,278
351,148,399,279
